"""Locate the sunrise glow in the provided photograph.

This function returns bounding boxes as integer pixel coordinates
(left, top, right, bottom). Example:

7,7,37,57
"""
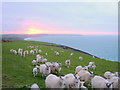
27,28,45,34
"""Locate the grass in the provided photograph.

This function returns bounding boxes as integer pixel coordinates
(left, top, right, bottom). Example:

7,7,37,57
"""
2,40,119,88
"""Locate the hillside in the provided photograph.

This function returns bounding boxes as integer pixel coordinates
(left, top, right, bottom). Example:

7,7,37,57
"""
2,40,119,88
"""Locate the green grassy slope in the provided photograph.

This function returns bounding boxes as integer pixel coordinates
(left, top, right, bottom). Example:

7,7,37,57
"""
2,40,119,88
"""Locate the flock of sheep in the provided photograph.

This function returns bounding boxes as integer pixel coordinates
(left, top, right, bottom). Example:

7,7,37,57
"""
9,45,119,89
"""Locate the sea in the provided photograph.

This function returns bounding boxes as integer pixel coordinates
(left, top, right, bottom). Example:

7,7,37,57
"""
24,35,118,62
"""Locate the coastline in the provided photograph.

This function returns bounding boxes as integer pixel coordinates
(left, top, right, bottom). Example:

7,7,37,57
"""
2,34,118,62
24,37,117,62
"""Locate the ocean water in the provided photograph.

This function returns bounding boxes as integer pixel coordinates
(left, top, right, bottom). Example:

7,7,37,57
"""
24,35,118,62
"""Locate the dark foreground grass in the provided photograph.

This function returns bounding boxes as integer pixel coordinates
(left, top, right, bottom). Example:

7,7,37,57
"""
2,40,119,88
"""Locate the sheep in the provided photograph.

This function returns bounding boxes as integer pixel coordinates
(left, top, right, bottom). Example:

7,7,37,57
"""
34,48,38,53
54,63,62,73
50,63,56,73
18,48,22,52
104,71,114,79
91,76,113,88
18,51,22,56
45,74,67,88
10,49,13,53
49,62,59,73
70,53,74,56
18,48,23,56
36,56,43,63
55,52,60,56
39,64,51,77
27,46,34,48
88,64,96,70
42,58,47,63
114,72,119,77
76,70,94,83
32,67,39,77
45,53,48,56
30,50,34,54
89,62,95,66
45,62,52,67
109,76,119,88
80,82,88,90
45,62,55,72
64,74,80,88
75,66,83,74
92,56,95,58
32,60,37,66
65,60,71,68
36,54,41,58
23,50,28,57
13,50,17,55
83,66,89,71
79,57,83,61
31,83,40,90
38,50,42,53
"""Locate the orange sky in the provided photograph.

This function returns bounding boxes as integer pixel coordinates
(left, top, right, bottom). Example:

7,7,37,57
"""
2,28,119,35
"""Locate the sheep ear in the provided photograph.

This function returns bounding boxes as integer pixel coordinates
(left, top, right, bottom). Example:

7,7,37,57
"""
79,76,81,79
111,82,114,84
74,75,77,79
59,76,63,80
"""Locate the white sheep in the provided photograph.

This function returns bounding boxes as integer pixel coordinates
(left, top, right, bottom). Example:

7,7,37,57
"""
83,66,89,71
64,74,80,88
45,74,67,88
13,50,17,55
30,50,34,54
36,56,43,63
80,82,88,90
18,48,22,52
89,62,95,66
32,60,37,66
45,62,56,73
19,51,22,56
23,50,28,57
42,58,47,63
32,67,39,77
50,63,56,73
39,64,51,77
10,49,13,53
114,72,119,77
55,52,60,56
54,63,62,73
36,54,41,58
70,53,74,56
45,62,52,67
31,83,40,90
91,76,113,88
76,70,94,83
104,71,113,79
45,53,48,56
88,64,96,70
18,48,23,56
65,60,71,68
34,48,38,53
38,50,42,53
109,76,119,88
79,57,83,61
75,66,83,74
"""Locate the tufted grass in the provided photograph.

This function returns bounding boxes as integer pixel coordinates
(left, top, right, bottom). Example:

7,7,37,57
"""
2,40,119,88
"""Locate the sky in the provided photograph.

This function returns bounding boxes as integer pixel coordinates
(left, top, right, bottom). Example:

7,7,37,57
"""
2,2,118,35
